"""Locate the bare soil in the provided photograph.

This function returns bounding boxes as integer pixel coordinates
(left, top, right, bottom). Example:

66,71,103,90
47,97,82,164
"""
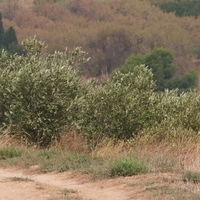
0,167,191,200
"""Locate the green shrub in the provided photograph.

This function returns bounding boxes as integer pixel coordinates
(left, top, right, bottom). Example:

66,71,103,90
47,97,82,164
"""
0,147,22,160
109,156,148,177
183,171,200,184
150,89,200,133
80,65,200,148
0,37,88,147
80,65,155,148
1,37,200,150
155,0,200,17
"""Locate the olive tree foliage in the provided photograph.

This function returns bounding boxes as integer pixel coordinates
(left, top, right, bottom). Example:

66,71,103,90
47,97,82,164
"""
1,37,200,149
152,89,200,132
80,64,200,149
0,37,88,147
80,65,156,149
138,88,200,143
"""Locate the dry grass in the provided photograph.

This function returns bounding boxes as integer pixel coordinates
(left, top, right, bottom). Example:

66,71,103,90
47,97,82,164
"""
0,126,14,147
91,132,200,198
1,129,200,199
1,127,200,174
184,146,200,172
92,139,128,159
18,0,34,9
93,131,200,174
133,133,200,173
0,133,15,147
51,130,88,153
0,128,29,149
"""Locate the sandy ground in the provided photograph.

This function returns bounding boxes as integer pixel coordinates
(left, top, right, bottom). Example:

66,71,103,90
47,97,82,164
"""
0,167,186,200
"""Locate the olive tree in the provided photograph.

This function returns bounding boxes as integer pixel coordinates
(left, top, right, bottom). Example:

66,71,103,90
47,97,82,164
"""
80,65,155,149
0,37,88,147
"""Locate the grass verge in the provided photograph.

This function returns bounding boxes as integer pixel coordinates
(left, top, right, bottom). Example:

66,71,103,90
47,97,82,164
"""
0,146,148,179
0,133,200,199
0,147,22,160
109,156,148,177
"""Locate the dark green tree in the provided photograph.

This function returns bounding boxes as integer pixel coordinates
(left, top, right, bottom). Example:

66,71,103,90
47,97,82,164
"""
120,54,144,74
165,70,197,92
0,12,4,47
1,26,23,55
155,0,200,18
145,48,176,91
119,48,197,92
2,26,18,50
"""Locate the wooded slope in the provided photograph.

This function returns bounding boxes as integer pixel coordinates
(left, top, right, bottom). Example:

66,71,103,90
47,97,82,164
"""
1,0,200,77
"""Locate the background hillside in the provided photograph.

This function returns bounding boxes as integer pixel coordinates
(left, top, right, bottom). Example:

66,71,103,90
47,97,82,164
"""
0,0,200,78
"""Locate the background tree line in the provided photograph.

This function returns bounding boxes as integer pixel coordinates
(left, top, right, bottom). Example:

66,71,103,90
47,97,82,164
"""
153,0,200,18
117,48,197,92
0,0,200,90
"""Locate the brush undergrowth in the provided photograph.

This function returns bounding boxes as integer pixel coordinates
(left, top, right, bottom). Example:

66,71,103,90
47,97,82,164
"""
0,136,200,200
183,171,200,184
0,130,199,177
0,146,148,178
109,156,148,177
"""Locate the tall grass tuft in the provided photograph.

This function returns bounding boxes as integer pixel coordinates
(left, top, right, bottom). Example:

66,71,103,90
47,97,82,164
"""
109,156,148,177
0,147,22,160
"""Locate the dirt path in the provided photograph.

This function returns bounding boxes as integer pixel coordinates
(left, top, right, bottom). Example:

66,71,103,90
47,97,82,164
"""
0,167,181,200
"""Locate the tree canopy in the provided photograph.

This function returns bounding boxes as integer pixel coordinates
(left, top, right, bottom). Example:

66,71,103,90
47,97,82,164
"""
155,0,200,17
119,48,197,92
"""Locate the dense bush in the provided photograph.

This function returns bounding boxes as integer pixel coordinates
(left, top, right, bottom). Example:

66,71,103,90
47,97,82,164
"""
80,66,200,148
1,37,200,149
0,37,88,147
80,65,155,148
155,90,200,132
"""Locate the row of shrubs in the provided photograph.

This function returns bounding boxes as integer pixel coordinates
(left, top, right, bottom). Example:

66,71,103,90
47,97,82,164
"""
0,37,200,148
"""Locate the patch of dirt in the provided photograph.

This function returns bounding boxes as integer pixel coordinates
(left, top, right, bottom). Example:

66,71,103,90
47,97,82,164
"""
0,175,65,200
0,167,187,200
